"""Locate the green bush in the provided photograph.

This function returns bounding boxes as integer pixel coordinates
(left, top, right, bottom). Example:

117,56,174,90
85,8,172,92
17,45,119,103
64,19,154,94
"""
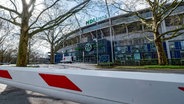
98,62,114,66
169,59,181,65
140,59,158,65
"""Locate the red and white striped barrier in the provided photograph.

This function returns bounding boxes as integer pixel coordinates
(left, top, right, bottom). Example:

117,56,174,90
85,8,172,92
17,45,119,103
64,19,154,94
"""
0,66,184,104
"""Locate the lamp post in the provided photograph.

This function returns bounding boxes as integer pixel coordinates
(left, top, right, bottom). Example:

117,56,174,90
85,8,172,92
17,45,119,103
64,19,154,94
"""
161,20,171,64
94,38,99,64
105,0,114,63
74,14,83,43
62,51,64,61
83,51,84,63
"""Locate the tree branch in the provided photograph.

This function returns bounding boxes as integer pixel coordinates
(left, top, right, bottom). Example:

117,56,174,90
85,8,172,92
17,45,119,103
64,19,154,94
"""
29,13,72,37
39,33,50,43
29,0,90,37
0,16,21,26
112,1,152,26
0,34,7,45
10,0,18,12
28,0,36,16
0,5,21,17
158,25,184,38
9,11,21,26
145,0,154,8
54,27,68,44
158,0,183,25
162,32,184,41
27,0,36,8
41,0,89,29
55,36,68,52
29,0,60,29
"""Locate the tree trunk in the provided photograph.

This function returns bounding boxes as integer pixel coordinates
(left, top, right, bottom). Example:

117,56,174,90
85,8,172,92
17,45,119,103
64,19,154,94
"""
50,45,55,64
27,40,31,64
16,1,30,67
154,38,168,65
16,31,29,67
0,52,3,63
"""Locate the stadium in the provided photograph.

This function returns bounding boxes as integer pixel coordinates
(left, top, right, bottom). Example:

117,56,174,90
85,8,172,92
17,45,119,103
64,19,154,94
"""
56,3,184,65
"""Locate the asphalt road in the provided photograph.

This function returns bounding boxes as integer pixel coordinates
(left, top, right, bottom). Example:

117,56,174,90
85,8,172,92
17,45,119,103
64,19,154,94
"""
0,83,79,104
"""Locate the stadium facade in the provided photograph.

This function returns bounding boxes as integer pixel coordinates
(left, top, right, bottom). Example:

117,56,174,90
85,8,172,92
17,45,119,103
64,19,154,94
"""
57,4,184,65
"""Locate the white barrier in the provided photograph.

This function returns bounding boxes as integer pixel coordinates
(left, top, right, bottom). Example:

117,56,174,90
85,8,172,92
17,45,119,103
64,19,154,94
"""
0,66,184,104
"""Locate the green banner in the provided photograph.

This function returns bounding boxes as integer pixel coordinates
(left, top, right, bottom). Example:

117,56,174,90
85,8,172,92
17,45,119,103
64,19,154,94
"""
86,15,107,25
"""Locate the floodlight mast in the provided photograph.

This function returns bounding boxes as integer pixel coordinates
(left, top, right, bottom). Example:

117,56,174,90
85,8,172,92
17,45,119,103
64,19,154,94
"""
105,0,114,63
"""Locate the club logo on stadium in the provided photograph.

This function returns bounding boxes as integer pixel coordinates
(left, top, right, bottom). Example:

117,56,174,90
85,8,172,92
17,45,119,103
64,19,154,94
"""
85,43,93,52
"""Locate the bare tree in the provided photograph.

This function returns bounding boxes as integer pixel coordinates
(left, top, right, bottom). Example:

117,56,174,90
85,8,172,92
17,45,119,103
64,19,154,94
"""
0,20,17,64
0,0,90,66
54,26,74,56
39,3,75,64
0,44,17,64
27,37,38,64
113,0,184,65
40,26,69,64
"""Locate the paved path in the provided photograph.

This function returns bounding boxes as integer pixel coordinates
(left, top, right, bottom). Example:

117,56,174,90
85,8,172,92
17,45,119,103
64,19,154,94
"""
55,63,184,74
57,63,100,70
39,63,100,70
